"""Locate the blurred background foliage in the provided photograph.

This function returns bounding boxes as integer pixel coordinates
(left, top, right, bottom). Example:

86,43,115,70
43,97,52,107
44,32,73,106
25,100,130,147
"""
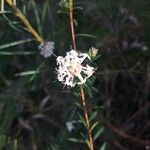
0,0,149,149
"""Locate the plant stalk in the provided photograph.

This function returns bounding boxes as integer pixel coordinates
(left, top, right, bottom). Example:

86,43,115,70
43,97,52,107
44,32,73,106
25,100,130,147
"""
80,86,94,150
68,1,94,149
69,0,76,50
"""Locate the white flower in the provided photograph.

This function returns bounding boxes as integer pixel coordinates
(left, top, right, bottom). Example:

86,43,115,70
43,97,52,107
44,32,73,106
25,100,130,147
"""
66,121,75,132
56,50,94,87
38,41,54,58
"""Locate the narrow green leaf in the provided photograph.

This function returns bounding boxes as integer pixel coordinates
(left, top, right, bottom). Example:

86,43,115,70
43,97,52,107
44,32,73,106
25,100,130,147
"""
0,101,16,134
0,51,35,55
72,120,83,124
15,70,40,77
74,19,78,26
92,86,99,93
94,127,104,141
78,114,86,127
86,85,93,98
41,0,49,31
74,7,83,10
29,63,44,81
85,139,90,149
2,14,21,32
0,10,11,14
94,106,103,111
75,33,97,39
0,135,6,149
68,138,85,143
31,0,42,34
0,39,33,50
90,121,99,131
74,101,81,108
13,139,17,150
90,111,98,122
100,142,107,150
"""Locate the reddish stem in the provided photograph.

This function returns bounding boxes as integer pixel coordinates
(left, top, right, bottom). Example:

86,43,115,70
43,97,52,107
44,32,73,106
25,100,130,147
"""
69,4,76,50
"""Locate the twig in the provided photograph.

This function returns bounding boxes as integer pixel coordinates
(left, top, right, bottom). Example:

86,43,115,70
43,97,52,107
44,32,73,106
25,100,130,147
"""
101,117,150,146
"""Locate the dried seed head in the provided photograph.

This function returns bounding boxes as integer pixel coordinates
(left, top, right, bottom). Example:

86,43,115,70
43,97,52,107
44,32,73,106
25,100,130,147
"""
38,41,54,58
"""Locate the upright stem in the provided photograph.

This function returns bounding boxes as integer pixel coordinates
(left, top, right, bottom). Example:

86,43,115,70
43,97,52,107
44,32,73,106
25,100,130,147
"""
69,0,76,50
80,86,94,150
68,1,94,149
6,0,44,43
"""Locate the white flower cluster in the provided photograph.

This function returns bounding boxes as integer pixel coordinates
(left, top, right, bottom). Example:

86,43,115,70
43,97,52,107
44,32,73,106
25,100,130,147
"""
66,121,75,132
56,50,94,87
38,41,54,58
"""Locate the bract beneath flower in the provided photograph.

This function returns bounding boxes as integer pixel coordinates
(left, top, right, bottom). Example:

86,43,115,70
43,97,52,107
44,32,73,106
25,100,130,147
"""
56,50,94,87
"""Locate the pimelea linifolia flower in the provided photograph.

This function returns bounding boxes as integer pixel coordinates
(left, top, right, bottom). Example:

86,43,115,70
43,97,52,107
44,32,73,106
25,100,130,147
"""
56,50,94,87
38,41,54,58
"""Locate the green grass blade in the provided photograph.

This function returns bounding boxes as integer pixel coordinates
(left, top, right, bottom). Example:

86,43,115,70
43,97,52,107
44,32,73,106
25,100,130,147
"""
0,51,35,55
0,39,33,50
